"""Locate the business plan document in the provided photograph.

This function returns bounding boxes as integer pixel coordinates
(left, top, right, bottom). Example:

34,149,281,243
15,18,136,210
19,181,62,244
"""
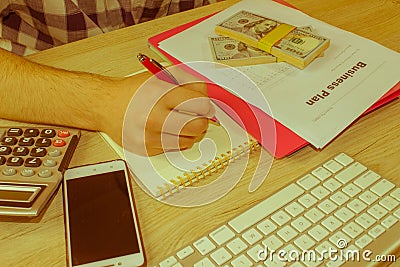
158,0,400,148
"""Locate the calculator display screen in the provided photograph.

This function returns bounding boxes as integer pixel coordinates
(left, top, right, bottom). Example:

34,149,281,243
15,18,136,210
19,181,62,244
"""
66,170,140,266
0,190,33,201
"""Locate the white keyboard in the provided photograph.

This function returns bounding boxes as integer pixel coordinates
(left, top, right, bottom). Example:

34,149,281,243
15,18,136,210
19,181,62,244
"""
157,153,400,266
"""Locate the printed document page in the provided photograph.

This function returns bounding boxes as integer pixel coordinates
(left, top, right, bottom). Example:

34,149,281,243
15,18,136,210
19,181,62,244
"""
158,0,400,148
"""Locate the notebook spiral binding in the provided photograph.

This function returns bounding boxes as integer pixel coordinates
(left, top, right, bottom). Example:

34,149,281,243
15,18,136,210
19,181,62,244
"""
157,139,260,199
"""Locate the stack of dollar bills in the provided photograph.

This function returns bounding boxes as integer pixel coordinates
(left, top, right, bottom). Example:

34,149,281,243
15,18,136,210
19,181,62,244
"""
212,10,330,69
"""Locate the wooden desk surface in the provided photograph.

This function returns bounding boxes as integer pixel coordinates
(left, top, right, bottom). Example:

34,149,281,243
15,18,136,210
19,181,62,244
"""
1,0,400,266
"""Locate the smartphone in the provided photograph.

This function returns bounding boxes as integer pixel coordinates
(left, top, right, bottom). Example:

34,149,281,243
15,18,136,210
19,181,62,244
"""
63,160,146,267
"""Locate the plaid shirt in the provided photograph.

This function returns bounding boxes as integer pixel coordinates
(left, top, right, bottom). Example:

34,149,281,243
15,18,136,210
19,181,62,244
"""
0,0,215,55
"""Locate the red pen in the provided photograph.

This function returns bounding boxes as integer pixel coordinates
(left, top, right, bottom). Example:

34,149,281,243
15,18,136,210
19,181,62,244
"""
137,53,220,126
137,53,179,85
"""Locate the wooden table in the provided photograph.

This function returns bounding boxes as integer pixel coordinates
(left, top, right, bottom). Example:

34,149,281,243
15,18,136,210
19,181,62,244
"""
1,0,400,266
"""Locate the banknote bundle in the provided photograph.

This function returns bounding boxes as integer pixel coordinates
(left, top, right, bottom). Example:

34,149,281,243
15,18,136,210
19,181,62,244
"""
208,36,277,67
214,11,330,69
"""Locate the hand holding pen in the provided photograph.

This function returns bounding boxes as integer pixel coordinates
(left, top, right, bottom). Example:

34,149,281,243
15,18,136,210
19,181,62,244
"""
137,53,220,126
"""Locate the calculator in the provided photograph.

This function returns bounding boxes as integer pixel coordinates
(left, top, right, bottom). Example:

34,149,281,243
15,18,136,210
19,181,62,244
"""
0,127,80,217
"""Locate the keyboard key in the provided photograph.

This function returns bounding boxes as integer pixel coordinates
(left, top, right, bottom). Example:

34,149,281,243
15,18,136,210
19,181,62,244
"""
311,166,331,181
315,240,335,259
323,178,341,192
298,194,318,208
334,207,355,223
370,179,395,197
277,225,298,242
7,128,23,136
40,129,56,138
159,256,178,267
242,228,262,245
367,204,388,220
262,235,283,250
210,247,232,265
329,231,351,247
30,147,47,157
334,153,354,166
257,219,277,235
321,216,342,231
228,183,304,233
317,199,337,214
311,186,330,200
0,156,6,165
368,225,385,238
24,128,39,137
343,222,363,238
381,215,398,229
21,169,35,177
209,225,235,245
297,174,320,190
176,246,194,260
294,234,315,250
285,202,304,217
355,234,373,249
308,225,329,242
231,254,252,267
18,137,34,146
355,213,376,229
304,207,324,223
379,196,399,211
24,157,42,167
390,188,400,201
347,199,367,213
194,258,215,267
246,244,263,262
194,236,216,255
342,183,361,197
38,169,52,178
6,157,24,166
353,170,380,189
359,190,379,205
271,210,291,226
335,162,366,184
330,191,350,206
2,167,17,176
323,159,343,173
226,238,247,255
13,147,29,156
0,146,12,155
291,216,312,232
1,136,18,146
35,138,51,147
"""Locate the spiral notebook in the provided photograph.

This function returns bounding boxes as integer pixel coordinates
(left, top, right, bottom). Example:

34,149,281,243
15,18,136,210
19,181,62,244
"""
100,103,259,199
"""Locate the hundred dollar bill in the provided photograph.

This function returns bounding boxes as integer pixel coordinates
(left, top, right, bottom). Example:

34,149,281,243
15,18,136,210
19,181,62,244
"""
209,36,276,67
215,11,330,69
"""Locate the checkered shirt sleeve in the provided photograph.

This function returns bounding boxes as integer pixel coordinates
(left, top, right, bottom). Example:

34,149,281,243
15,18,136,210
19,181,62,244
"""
0,0,216,56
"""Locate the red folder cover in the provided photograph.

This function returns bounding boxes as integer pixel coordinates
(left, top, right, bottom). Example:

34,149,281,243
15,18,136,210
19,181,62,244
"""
148,1,400,158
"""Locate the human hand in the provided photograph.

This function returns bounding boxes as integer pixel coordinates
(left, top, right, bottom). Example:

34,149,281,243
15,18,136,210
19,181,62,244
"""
102,67,216,156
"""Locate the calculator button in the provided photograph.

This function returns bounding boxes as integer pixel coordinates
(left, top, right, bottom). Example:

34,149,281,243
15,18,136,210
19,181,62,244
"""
6,157,24,166
0,146,12,155
35,138,51,147
43,159,57,167
48,149,61,157
38,169,52,178
30,147,47,157
24,128,39,137
2,167,17,176
58,130,70,138
24,158,42,167
21,169,35,177
1,136,18,146
53,139,66,147
40,129,56,138
13,147,29,156
0,156,6,165
7,128,23,136
19,137,35,146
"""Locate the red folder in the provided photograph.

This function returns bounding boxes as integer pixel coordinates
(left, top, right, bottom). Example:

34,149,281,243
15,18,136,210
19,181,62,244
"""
148,1,400,158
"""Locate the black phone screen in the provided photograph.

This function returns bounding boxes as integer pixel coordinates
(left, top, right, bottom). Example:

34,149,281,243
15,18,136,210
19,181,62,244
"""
66,170,140,266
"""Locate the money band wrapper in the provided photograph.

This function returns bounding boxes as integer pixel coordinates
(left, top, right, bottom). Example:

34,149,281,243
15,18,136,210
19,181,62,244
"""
257,24,296,52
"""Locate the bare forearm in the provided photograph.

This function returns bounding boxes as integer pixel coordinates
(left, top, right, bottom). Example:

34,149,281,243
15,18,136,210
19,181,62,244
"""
0,48,121,131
